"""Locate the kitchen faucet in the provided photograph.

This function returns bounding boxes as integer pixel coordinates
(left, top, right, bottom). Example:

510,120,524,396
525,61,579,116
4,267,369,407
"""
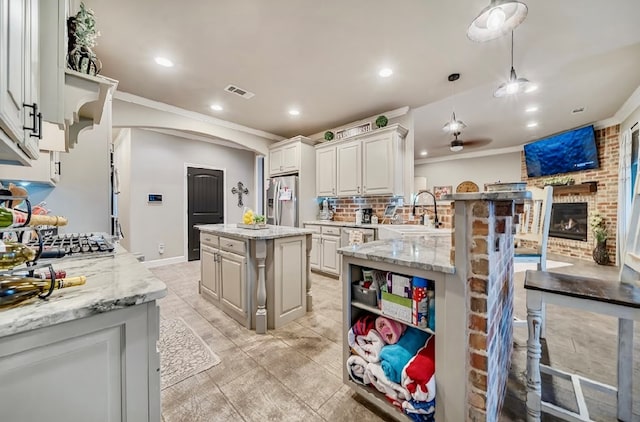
412,190,439,228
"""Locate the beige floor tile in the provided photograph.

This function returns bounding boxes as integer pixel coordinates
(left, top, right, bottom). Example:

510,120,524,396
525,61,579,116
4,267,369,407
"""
204,347,258,387
317,384,391,422
243,337,343,410
219,367,324,422
162,372,242,422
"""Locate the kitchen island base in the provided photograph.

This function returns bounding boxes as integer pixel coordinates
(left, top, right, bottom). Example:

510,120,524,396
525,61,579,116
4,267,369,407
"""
198,225,314,333
0,302,161,422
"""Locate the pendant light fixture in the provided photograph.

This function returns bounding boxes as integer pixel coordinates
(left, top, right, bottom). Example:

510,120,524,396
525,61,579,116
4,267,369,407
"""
494,31,533,98
443,73,467,134
467,0,528,42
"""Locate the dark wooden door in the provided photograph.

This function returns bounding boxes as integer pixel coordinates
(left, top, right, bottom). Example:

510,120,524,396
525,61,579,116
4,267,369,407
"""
188,167,224,261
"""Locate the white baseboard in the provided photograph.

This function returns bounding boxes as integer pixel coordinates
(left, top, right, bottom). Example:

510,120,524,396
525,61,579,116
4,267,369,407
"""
143,256,187,268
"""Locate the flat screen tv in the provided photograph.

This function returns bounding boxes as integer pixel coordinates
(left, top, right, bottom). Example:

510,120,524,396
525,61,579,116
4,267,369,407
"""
524,125,599,178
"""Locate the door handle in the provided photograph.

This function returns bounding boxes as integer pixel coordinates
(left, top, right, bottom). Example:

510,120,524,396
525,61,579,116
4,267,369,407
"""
357,186,360,194
22,102,42,138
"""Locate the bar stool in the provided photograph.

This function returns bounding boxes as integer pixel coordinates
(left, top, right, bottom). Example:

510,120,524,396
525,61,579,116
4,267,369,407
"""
524,270,640,421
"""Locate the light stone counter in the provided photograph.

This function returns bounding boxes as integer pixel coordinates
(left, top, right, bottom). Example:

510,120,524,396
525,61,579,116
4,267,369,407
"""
0,245,167,338
197,223,314,239
337,236,454,274
303,220,382,229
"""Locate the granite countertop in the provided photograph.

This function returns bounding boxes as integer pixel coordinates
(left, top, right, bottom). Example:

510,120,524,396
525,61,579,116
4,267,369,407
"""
304,220,394,229
197,224,314,239
338,237,455,274
0,245,167,338
442,191,531,201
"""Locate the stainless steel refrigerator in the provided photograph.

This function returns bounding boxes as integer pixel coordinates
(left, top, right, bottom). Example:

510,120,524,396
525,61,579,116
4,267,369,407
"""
266,175,299,227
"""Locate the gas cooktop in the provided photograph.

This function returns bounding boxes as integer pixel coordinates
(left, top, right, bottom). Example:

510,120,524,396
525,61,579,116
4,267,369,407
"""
26,233,116,259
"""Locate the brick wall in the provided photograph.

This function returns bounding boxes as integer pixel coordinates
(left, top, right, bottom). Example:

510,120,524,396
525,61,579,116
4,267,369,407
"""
327,195,454,228
521,124,619,265
454,199,515,421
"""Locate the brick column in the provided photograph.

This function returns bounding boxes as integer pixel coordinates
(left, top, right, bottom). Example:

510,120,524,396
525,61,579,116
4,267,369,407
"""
452,196,518,421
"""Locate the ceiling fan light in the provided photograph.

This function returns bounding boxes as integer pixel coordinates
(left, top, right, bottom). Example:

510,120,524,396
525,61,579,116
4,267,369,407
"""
467,1,528,42
450,139,464,152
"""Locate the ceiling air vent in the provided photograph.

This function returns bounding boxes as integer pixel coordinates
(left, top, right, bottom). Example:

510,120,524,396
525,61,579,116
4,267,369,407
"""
572,107,585,114
225,84,255,99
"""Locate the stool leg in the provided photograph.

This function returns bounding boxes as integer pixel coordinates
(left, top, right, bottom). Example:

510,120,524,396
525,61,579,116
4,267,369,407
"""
617,318,634,422
526,290,543,422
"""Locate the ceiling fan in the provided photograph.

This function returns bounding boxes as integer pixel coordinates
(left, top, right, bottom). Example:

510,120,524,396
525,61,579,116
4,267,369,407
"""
449,132,493,152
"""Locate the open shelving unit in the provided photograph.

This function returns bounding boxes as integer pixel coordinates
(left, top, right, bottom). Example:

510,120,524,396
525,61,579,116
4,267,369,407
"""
342,258,446,422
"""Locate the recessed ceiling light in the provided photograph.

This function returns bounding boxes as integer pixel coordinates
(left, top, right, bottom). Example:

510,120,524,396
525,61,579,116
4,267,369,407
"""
524,84,538,93
525,106,538,113
288,109,300,116
210,104,223,111
154,57,174,67
527,122,538,128
379,68,393,78
420,150,428,156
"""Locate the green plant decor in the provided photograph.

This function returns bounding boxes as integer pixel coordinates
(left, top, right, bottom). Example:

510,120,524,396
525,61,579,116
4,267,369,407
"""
324,131,334,141
67,2,102,75
589,212,608,243
543,176,574,186
375,115,388,128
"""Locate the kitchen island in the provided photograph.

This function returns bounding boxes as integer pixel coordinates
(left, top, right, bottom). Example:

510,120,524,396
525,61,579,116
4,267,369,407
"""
338,191,530,422
0,245,167,422
197,224,313,333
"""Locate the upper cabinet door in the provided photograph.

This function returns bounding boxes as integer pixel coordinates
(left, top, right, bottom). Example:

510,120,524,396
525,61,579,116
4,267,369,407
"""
21,0,38,159
280,143,299,173
362,134,394,195
336,141,361,196
0,0,27,145
316,145,336,197
269,147,283,175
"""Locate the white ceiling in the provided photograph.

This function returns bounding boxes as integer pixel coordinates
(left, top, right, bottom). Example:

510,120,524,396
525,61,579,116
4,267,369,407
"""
79,0,640,158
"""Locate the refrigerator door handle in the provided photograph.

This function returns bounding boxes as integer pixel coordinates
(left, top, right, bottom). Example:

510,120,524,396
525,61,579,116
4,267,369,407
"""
274,180,281,225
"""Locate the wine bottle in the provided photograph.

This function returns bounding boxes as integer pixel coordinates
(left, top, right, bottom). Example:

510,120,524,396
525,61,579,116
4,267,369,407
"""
0,240,36,269
0,206,68,228
0,275,86,308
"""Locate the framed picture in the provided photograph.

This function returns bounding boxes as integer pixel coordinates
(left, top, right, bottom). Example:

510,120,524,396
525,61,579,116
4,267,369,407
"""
335,122,372,140
433,185,452,200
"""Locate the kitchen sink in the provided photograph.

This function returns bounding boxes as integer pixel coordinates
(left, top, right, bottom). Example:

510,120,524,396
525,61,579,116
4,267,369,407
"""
377,225,452,240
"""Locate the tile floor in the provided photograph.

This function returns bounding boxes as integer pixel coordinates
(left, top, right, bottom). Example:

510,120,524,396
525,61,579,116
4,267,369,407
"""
151,254,639,421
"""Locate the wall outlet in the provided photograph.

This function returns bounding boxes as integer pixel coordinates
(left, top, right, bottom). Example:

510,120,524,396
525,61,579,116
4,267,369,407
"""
408,214,415,221
158,243,165,254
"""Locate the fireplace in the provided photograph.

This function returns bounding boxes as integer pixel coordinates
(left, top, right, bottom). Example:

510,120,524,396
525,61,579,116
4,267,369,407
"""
549,203,588,241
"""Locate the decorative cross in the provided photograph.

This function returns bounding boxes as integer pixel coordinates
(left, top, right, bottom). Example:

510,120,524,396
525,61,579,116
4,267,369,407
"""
231,181,249,207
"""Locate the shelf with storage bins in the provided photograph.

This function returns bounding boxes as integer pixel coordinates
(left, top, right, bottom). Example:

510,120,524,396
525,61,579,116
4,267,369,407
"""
341,261,445,421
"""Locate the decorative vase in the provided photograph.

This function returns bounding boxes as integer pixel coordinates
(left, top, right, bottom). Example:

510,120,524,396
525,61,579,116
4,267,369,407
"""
592,240,609,265
375,115,388,128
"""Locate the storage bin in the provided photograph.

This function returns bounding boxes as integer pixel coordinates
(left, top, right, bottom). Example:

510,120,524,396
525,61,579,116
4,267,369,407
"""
352,283,378,307
381,291,412,323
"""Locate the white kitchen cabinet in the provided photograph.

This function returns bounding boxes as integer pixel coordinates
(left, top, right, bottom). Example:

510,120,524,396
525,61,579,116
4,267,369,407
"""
271,236,306,327
269,140,300,176
0,0,40,164
200,243,219,301
310,235,321,270
315,144,336,197
305,224,341,276
317,124,408,198
336,140,361,196
220,249,248,323
320,233,340,275
362,132,395,195
0,150,60,185
0,302,161,422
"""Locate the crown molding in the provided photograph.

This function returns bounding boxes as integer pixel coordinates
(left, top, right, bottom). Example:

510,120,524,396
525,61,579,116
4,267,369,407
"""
113,91,284,141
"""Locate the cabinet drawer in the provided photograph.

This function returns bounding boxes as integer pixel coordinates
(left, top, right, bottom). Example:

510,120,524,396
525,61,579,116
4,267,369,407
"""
220,237,246,254
200,233,218,247
321,226,341,236
304,225,321,234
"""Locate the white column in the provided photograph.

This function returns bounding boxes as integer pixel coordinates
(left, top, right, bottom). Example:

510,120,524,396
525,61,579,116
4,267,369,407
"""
255,239,267,334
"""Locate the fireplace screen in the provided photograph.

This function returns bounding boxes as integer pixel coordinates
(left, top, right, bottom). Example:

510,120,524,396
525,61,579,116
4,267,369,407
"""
549,203,588,241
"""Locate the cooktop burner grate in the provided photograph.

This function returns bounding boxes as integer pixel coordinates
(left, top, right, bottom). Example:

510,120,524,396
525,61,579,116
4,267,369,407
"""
26,233,116,258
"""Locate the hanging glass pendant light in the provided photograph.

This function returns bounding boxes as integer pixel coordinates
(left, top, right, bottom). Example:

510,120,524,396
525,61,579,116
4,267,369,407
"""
443,73,467,133
467,0,528,42
494,31,533,98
